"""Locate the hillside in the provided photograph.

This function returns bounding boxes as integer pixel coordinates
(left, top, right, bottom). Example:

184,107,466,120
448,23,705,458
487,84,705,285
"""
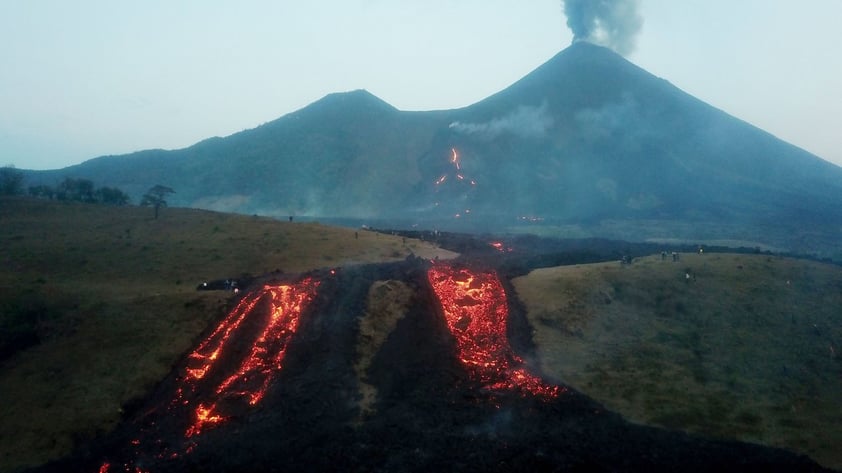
0,197,455,472
22,42,842,255
1,197,840,471
513,253,842,469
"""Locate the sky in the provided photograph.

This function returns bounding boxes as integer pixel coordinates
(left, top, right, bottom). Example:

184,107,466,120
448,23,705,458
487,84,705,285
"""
1,0,840,170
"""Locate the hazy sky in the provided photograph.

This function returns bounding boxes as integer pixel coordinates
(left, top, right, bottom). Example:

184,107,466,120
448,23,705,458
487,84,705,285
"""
1,0,840,170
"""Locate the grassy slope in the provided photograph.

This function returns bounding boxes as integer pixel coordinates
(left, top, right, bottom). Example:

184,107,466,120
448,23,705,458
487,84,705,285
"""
0,197,455,472
513,253,842,469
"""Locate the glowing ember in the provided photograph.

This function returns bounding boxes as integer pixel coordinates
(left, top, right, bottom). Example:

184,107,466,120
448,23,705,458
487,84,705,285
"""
97,462,149,473
186,403,225,437
488,241,513,253
185,278,320,437
427,263,561,399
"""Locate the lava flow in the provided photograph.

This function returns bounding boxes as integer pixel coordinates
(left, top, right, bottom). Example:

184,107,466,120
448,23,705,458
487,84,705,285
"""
427,263,561,399
434,147,477,189
185,278,320,437
98,277,320,472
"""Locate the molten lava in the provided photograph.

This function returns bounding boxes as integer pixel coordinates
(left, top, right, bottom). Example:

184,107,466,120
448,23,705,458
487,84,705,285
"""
98,277,320,471
433,147,477,192
95,264,559,472
185,291,267,381
185,279,320,437
427,263,561,399
450,147,461,170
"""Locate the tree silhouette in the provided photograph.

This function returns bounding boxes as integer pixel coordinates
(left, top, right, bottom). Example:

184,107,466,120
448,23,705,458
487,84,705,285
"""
0,166,24,196
96,186,130,206
28,185,55,200
140,185,175,219
56,178,96,202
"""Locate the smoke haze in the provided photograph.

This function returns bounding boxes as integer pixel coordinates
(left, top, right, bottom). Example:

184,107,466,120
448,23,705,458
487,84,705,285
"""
449,103,554,139
562,0,643,56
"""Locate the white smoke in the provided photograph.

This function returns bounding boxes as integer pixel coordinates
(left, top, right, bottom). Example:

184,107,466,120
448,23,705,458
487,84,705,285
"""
574,93,640,141
449,103,554,139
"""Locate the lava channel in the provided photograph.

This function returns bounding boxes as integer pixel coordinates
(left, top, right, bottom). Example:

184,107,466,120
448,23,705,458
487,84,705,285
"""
184,278,321,437
98,277,320,472
427,263,561,399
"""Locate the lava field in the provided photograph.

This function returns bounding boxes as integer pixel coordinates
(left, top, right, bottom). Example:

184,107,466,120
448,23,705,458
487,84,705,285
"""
30,240,831,472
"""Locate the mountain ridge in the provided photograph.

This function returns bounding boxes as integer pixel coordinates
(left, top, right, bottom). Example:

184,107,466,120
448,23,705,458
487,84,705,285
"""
22,42,842,254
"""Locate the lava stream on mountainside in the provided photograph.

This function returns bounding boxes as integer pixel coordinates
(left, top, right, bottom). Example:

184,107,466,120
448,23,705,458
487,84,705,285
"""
426,263,561,399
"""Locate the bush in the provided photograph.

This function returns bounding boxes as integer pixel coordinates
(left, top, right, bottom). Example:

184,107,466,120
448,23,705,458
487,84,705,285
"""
0,166,24,195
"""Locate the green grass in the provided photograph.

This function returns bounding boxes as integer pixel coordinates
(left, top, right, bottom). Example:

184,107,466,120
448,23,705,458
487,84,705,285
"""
0,197,455,472
513,253,842,470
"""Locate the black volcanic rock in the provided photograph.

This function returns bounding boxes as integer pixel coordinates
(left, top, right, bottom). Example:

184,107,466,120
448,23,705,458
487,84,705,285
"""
23,43,842,253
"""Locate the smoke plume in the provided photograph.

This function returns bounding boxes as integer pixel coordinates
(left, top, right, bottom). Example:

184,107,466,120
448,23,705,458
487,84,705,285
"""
448,103,554,140
562,0,643,56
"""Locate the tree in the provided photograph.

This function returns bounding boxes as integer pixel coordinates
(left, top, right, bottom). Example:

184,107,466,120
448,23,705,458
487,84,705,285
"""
96,186,130,206
0,166,24,196
28,185,55,199
56,178,96,202
140,185,175,219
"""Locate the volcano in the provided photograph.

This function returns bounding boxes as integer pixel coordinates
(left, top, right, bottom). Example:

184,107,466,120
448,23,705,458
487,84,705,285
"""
22,42,842,254
32,256,829,472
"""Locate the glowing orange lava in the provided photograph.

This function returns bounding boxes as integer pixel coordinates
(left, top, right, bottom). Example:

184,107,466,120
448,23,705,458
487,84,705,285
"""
185,278,320,437
451,147,461,170
185,291,266,380
488,241,513,253
433,147,477,191
98,462,149,473
427,263,561,400
96,275,320,470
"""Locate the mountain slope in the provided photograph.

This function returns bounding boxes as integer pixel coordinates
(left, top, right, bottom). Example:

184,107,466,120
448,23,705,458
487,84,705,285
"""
448,43,842,222
24,43,842,252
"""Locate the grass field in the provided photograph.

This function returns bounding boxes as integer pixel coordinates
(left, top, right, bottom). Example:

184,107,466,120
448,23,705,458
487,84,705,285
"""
0,197,455,472
513,253,842,469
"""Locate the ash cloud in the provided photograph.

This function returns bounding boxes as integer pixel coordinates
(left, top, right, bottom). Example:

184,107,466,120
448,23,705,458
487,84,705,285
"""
562,0,643,56
449,103,554,139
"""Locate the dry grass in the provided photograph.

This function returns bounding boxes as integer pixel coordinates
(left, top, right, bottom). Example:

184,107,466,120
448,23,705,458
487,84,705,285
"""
0,197,455,472
5,196,840,470
513,252,842,470
353,280,414,420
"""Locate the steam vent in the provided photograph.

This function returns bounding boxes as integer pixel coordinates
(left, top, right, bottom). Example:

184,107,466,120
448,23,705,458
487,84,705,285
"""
33,249,829,472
